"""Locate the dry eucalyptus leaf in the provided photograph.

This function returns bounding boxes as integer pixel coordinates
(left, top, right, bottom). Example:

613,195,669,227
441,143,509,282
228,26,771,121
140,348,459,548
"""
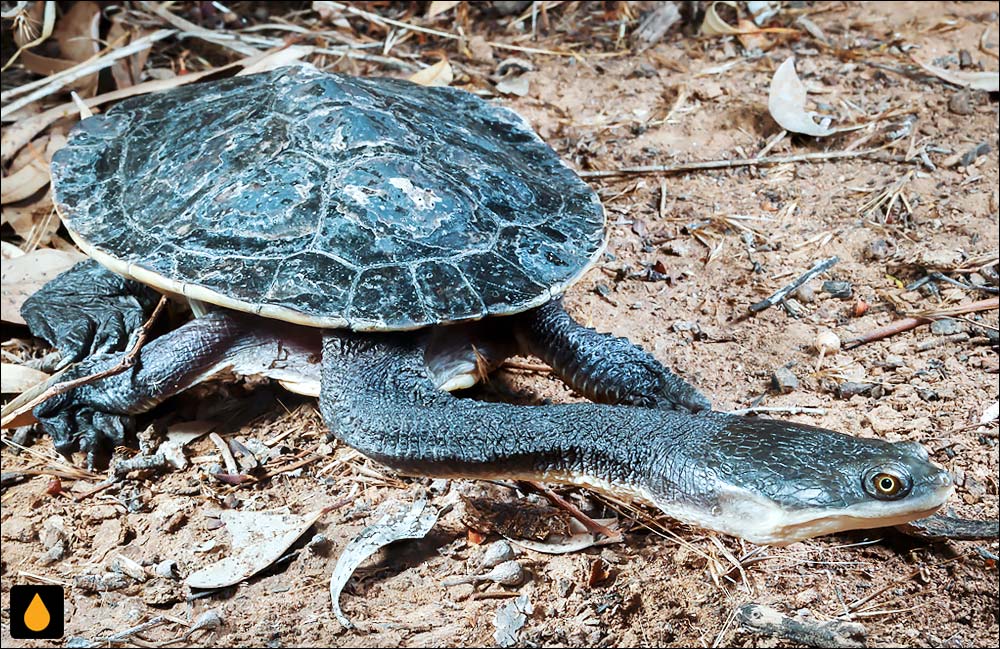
54,1,100,65
701,1,740,36
1,241,25,259
8,134,51,174
1,134,66,204
330,498,439,628
1,152,49,204
185,509,324,589
737,18,772,51
19,49,76,79
107,20,153,90
914,58,999,92
1,248,86,324
408,59,454,87
746,0,780,25
19,2,101,97
0,363,51,395
496,74,530,96
503,517,620,554
427,1,461,17
768,57,837,137
237,46,316,76
494,594,532,647
2,191,60,249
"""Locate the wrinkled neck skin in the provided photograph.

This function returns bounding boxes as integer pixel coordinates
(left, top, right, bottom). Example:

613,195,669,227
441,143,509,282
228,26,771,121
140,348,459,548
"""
319,330,953,546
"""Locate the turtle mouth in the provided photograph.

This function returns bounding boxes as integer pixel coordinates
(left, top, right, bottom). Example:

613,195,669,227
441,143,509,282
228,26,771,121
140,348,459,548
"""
680,476,956,546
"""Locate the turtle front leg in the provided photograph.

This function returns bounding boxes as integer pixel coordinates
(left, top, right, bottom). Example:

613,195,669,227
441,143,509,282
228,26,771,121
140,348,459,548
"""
33,311,263,466
21,260,162,369
514,299,710,412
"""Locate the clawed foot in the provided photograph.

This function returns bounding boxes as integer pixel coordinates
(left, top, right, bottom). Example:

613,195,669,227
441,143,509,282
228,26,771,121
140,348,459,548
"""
32,354,137,467
21,260,159,368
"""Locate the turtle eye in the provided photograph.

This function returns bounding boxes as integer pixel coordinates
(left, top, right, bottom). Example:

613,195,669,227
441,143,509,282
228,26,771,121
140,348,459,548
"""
863,468,911,500
874,473,901,496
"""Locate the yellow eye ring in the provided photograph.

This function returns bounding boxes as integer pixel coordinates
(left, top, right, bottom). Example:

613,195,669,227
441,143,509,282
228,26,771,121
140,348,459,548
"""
873,473,901,496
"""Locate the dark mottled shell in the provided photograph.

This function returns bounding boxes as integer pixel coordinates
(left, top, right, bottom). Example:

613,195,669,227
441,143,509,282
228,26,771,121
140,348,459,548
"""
50,66,605,330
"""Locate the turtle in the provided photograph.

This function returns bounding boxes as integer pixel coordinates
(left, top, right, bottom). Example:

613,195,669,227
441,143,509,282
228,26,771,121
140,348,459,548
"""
21,65,964,545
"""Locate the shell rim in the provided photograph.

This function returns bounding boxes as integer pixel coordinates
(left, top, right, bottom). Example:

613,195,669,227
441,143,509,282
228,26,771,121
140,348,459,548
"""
60,207,608,331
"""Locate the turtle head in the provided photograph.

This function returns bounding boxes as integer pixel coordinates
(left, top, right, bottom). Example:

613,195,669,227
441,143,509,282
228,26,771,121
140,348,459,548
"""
643,416,953,545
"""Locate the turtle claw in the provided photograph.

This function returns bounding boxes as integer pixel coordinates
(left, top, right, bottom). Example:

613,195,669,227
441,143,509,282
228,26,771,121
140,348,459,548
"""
21,260,159,368
32,354,136,468
39,403,132,468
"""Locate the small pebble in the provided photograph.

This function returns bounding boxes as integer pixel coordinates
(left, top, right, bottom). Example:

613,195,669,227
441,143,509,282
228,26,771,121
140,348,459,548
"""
306,534,332,555
930,318,962,335
771,367,799,394
837,382,874,398
864,238,891,261
483,560,526,586
882,354,906,369
821,280,853,299
481,540,516,569
948,89,975,115
629,63,658,79
154,559,179,579
958,141,991,167
793,283,815,303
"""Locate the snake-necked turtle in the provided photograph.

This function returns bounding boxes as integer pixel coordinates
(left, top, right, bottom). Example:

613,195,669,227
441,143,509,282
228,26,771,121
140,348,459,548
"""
23,65,959,545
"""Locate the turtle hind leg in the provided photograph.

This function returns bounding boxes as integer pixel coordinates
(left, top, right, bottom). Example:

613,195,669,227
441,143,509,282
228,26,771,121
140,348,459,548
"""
33,311,259,467
20,260,161,368
514,299,710,412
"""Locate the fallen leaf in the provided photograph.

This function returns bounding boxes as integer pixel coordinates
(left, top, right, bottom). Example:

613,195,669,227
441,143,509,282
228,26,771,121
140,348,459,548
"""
494,594,532,647
496,74,531,96
0,363,51,394
408,59,454,87
736,18,772,51
20,2,101,97
1,189,58,245
1,248,85,324
19,50,76,79
503,517,620,554
107,19,153,90
330,498,439,628
55,2,100,63
236,45,316,76
427,1,461,17
768,57,837,137
185,509,324,589
1,134,66,204
1,241,25,259
746,0,781,25
913,57,999,92
1,151,49,204
4,1,55,71
701,1,740,35
160,420,218,470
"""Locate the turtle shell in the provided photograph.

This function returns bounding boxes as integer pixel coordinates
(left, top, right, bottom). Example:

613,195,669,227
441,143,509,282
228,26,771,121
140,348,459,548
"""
50,66,606,330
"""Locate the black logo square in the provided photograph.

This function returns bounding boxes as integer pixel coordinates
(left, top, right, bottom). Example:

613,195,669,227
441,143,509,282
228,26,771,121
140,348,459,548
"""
10,585,64,639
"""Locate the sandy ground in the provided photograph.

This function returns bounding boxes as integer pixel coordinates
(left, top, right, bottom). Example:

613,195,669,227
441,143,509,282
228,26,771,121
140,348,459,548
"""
2,1,998,647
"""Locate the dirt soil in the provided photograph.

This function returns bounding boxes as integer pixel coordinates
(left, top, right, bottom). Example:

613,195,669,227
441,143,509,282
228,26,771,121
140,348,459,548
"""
2,1,998,647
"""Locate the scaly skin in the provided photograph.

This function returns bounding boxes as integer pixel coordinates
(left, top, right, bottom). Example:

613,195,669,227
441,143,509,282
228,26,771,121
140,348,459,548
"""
319,330,957,545
515,299,710,411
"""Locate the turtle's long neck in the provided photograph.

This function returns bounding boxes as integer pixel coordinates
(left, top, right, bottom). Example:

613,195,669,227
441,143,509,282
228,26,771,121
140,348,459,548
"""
317,329,956,546
318,330,698,489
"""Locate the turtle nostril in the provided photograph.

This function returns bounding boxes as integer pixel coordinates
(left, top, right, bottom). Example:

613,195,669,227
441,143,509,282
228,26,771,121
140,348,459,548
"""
938,472,954,488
